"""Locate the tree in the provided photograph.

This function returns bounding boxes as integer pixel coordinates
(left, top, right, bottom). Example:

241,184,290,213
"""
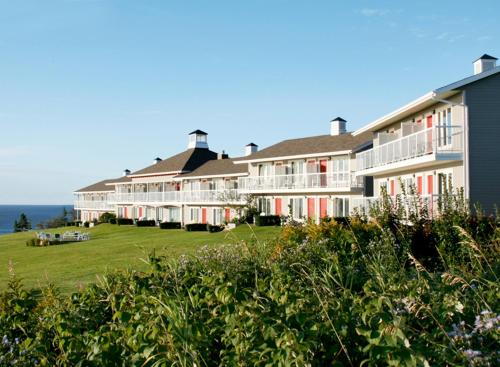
13,213,31,232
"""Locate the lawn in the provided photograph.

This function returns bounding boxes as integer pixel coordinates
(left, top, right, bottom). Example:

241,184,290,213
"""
0,224,281,294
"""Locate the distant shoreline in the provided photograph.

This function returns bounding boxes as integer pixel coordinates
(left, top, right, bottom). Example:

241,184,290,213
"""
0,205,74,236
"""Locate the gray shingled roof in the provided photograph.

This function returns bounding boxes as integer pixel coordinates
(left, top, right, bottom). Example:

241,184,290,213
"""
75,178,118,193
179,158,248,178
234,132,372,161
131,148,218,176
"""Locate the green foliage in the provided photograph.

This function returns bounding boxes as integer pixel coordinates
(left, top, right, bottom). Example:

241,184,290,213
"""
1,207,499,366
159,221,182,229
207,224,224,233
13,213,31,232
135,220,156,227
116,218,134,225
99,212,116,224
185,223,208,231
255,215,281,226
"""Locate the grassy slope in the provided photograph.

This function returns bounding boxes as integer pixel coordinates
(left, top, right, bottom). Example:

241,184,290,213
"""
0,224,281,294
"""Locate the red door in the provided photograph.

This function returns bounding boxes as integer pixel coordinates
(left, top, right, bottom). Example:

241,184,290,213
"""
319,160,327,187
307,198,315,220
225,208,231,222
417,176,423,195
201,208,207,224
138,207,143,218
124,207,128,218
390,180,395,196
319,198,327,218
427,175,433,194
275,198,282,216
426,115,433,152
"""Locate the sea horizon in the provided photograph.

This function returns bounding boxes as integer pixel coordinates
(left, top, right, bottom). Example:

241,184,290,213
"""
0,204,74,236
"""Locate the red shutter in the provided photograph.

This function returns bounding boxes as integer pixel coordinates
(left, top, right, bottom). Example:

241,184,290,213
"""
139,207,143,218
319,160,327,173
275,198,282,216
427,175,433,194
225,208,231,221
124,207,128,218
417,176,423,195
307,198,315,220
390,180,395,196
201,208,207,224
319,198,327,218
426,115,433,128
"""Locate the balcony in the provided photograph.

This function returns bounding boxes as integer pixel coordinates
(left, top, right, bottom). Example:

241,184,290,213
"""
110,189,243,205
238,172,363,193
356,126,463,176
74,200,116,211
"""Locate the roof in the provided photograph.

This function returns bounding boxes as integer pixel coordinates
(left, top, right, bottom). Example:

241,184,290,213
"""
179,158,248,178
189,129,207,135
331,117,346,122
354,64,500,136
105,175,132,185
130,148,218,177
75,178,118,193
234,132,372,163
246,142,258,147
475,54,498,61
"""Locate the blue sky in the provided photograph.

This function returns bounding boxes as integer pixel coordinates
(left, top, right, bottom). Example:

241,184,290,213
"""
0,0,498,204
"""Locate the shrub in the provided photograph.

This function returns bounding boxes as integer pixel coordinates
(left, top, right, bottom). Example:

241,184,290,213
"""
207,224,224,233
83,221,90,228
136,220,156,227
109,218,117,225
159,222,181,229
116,218,134,225
99,212,117,224
255,215,281,226
185,223,208,231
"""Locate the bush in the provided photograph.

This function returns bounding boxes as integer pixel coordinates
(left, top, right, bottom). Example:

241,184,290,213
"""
255,215,281,226
109,218,117,225
99,212,117,224
207,224,224,233
83,221,90,228
159,222,181,229
74,221,82,227
185,223,208,231
116,218,134,225
136,220,156,227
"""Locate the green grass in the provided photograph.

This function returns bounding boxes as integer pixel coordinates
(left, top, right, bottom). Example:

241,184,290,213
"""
0,224,281,294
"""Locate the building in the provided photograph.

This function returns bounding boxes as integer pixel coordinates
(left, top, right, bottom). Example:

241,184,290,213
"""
352,54,500,214
74,54,500,223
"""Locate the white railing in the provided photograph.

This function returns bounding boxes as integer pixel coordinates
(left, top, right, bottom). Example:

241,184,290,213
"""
110,190,243,204
351,194,445,217
74,201,116,210
238,172,362,192
357,126,463,172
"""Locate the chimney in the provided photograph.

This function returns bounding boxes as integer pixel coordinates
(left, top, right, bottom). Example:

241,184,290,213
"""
188,129,209,149
218,150,229,160
330,117,347,136
245,143,258,156
154,157,162,164
473,54,497,75
123,169,131,177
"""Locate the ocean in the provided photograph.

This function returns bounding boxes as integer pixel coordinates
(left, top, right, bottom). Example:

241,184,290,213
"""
0,205,74,236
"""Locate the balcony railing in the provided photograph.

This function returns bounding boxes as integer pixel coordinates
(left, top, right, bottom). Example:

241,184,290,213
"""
356,125,463,172
74,201,116,210
351,194,453,217
238,172,362,192
110,189,243,204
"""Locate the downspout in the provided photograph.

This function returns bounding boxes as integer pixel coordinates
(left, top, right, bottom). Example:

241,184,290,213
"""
431,92,469,203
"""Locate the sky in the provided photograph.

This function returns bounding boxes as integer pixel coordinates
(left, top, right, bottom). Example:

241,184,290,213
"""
0,0,499,204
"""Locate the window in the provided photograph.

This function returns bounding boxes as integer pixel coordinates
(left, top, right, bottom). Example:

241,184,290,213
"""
257,197,272,215
438,108,453,147
332,157,349,183
190,208,200,223
212,208,223,225
438,172,453,195
289,198,304,219
258,163,272,177
379,181,388,196
403,176,415,194
333,198,349,217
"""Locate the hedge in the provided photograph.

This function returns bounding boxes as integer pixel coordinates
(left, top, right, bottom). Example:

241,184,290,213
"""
185,223,208,232
207,224,224,233
136,220,157,227
159,222,182,230
255,215,281,226
116,218,134,225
